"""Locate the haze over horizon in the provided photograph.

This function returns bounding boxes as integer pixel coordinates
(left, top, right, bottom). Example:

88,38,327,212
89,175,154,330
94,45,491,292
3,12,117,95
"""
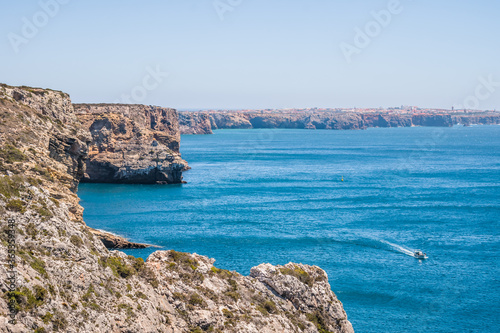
1,0,499,110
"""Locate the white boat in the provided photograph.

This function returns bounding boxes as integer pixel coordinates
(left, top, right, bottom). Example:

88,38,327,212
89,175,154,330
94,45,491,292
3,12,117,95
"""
413,250,428,259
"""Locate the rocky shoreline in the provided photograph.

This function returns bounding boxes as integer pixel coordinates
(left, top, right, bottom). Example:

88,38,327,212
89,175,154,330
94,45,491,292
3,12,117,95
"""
87,228,153,249
178,110,500,134
0,84,354,332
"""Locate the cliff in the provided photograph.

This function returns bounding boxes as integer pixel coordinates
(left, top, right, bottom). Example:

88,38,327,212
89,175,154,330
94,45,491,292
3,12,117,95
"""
178,110,500,134
451,114,500,126
74,104,188,184
179,112,213,135
0,84,354,332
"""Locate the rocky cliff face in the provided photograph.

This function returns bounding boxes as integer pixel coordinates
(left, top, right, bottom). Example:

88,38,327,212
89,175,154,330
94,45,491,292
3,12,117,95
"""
178,110,500,134
410,114,453,127
0,84,91,220
178,112,213,135
75,104,188,184
0,84,354,332
451,114,500,126
210,113,253,130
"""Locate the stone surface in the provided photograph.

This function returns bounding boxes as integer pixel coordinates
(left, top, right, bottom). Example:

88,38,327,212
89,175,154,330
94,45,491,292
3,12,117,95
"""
178,112,213,135
0,84,354,332
75,104,189,184
87,228,152,249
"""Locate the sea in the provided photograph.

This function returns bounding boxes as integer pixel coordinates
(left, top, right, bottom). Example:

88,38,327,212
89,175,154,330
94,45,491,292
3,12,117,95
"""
78,126,500,333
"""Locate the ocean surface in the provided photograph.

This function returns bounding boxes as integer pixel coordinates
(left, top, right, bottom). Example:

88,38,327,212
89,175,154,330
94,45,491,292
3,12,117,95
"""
78,126,500,333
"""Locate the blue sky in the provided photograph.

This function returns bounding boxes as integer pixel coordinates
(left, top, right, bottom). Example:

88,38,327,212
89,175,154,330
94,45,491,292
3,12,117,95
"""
1,0,499,110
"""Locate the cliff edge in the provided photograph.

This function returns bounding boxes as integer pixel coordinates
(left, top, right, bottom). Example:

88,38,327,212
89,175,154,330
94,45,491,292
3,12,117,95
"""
0,84,354,332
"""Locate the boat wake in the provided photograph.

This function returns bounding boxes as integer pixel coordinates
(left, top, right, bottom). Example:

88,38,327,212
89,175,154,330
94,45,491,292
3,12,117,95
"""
311,233,421,258
378,239,415,257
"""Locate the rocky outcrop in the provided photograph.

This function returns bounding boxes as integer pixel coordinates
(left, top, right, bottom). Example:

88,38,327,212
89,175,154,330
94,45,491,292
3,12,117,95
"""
0,84,354,332
75,104,188,184
145,251,355,333
178,112,213,134
210,113,253,130
250,263,353,333
87,228,152,249
179,110,500,134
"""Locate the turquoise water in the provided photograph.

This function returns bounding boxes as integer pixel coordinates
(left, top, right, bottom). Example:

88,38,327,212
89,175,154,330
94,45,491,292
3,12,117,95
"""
79,126,500,333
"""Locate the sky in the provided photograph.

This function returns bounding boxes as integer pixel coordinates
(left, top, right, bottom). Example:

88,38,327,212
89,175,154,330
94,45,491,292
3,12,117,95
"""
0,0,499,110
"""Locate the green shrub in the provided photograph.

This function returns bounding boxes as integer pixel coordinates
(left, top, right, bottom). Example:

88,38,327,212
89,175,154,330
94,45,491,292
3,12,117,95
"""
262,300,277,314
48,284,55,295
26,223,38,238
106,257,135,278
81,284,95,302
225,291,239,301
6,199,26,213
135,291,147,300
256,300,278,316
84,302,101,311
222,308,234,318
35,205,53,221
51,311,68,331
31,165,52,179
70,235,83,247
196,286,219,302
128,256,145,272
117,303,135,318
41,312,53,324
33,285,48,304
172,292,186,301
0,144,26,163
223,278,239,301
143,267,159,288
0,176,23,198
4,290,23,312
4,286,47,312
170,250,199,270
306,311,332,333
188,293,205,307
280,265,313,287
227,279,238,291
27,176,42,186
30,257,48,278
210,266,234,279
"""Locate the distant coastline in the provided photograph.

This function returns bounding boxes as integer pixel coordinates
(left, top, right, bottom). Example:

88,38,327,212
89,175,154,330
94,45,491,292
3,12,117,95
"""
178,109,500,134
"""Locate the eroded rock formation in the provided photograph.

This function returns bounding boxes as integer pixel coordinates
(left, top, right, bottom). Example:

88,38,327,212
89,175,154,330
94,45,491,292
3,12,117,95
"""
0,84,354,332
179,112,213,134
75,104,188,184
87,228,152,249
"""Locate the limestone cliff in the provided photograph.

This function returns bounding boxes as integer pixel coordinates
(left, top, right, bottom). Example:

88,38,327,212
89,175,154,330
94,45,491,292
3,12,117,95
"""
178,110,500,134
210,113,253,130
451,114,500,126
74,104,188,184
0,84,354,332
178,112,213,135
